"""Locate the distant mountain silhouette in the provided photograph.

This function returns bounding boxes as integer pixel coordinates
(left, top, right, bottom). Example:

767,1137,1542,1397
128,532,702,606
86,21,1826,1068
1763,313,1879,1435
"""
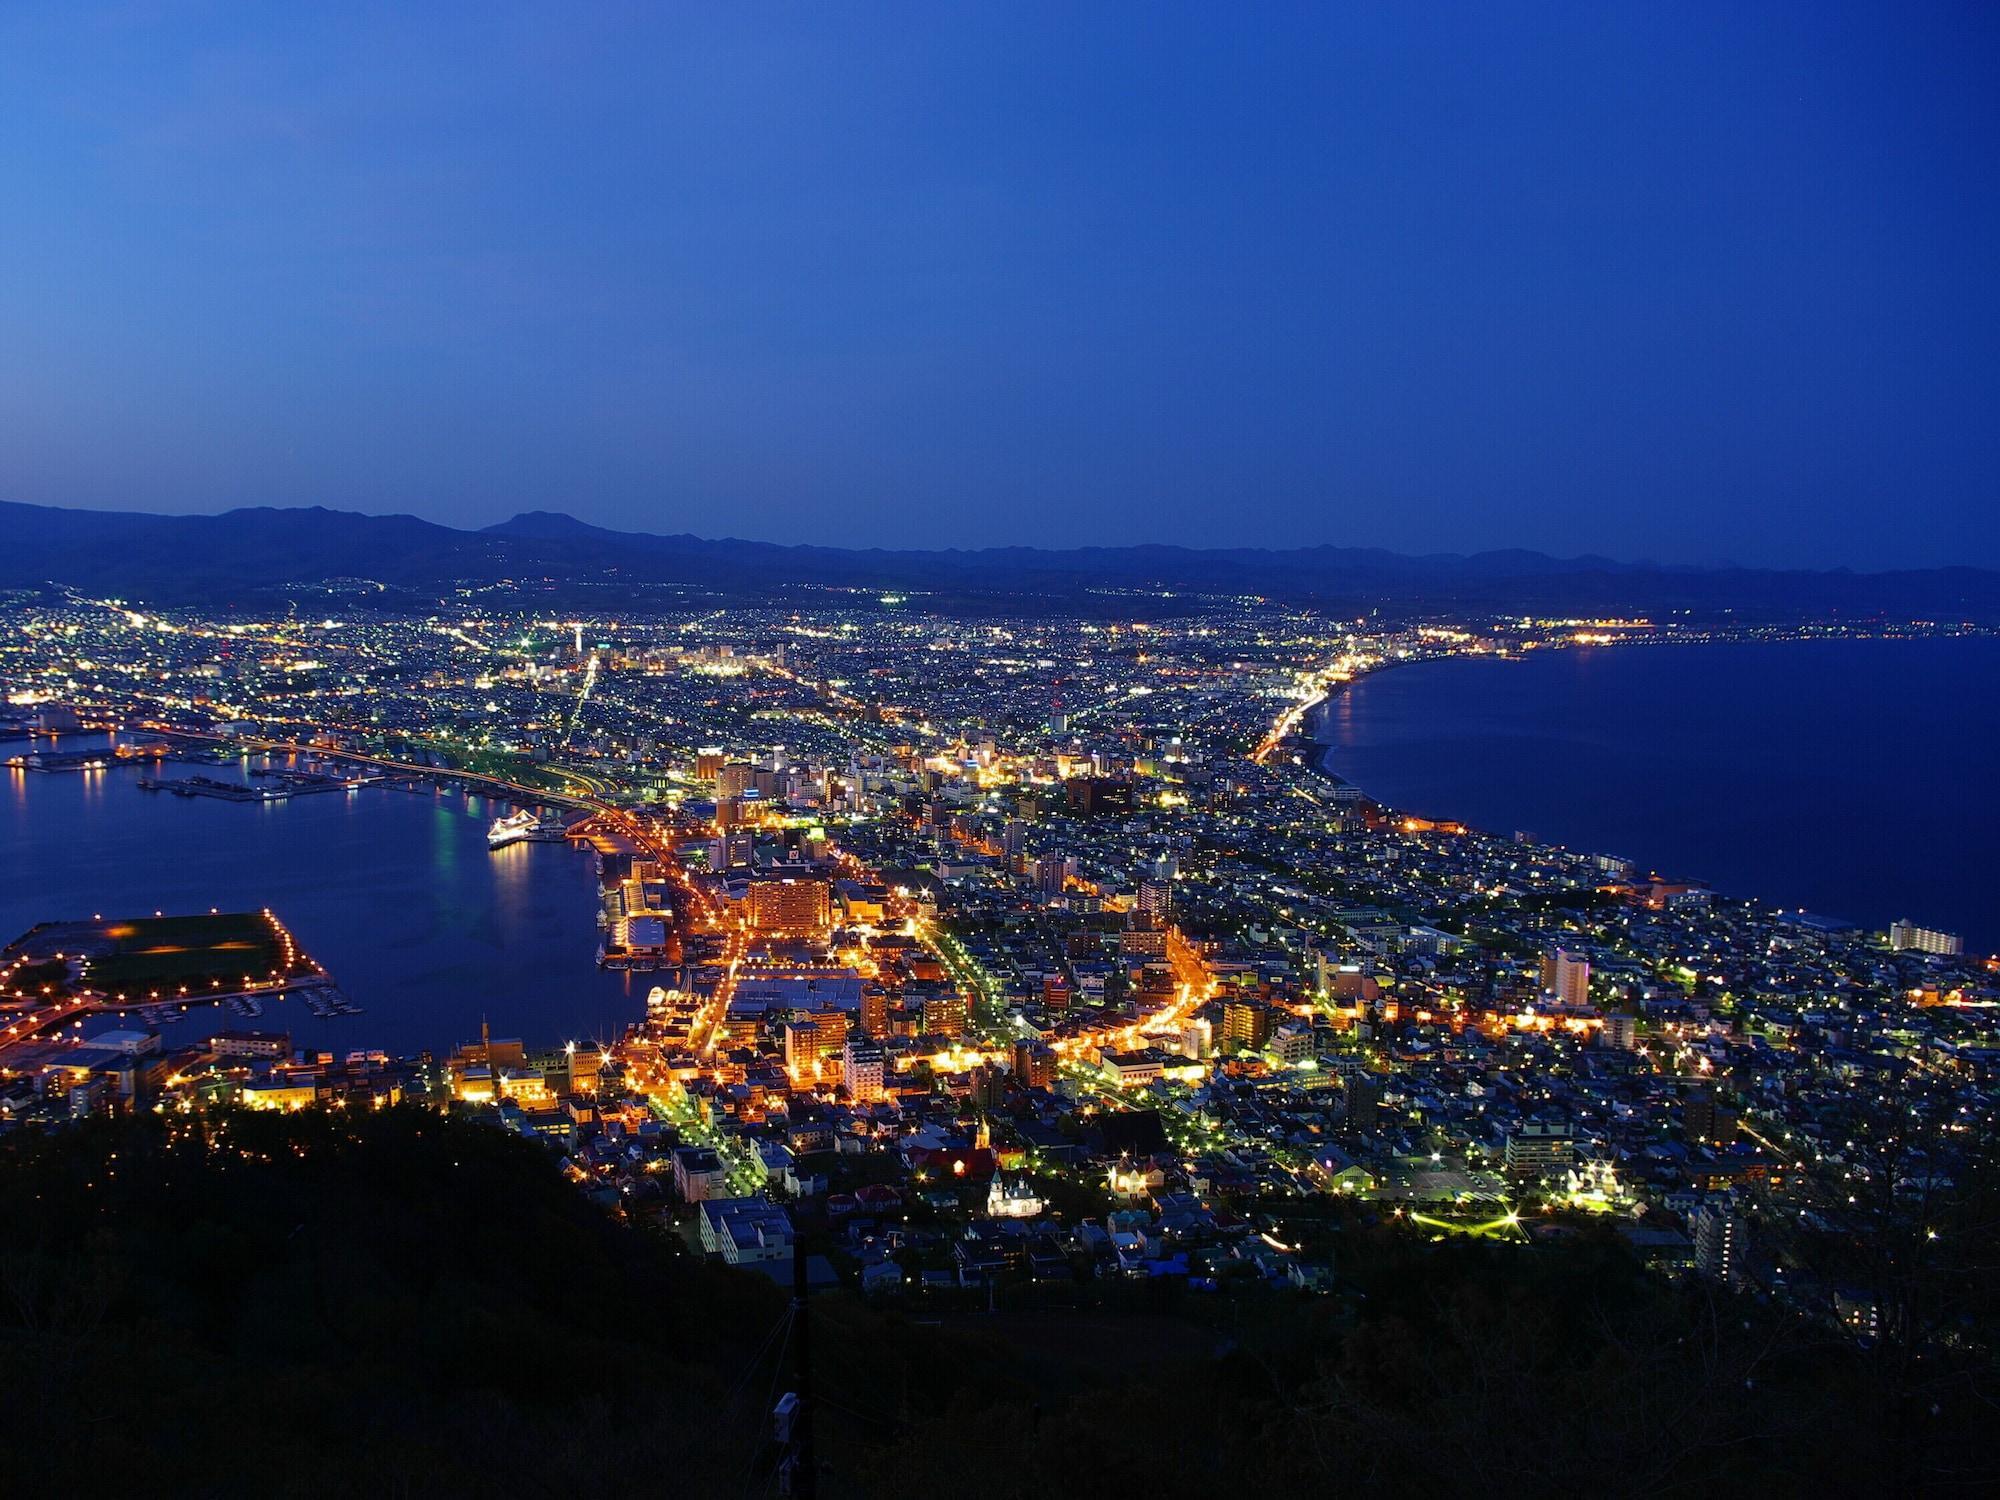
4,499,1996,620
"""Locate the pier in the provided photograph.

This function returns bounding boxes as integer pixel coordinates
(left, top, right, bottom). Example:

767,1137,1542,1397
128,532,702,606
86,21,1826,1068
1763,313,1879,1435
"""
134,769,403,801
6,741,175,772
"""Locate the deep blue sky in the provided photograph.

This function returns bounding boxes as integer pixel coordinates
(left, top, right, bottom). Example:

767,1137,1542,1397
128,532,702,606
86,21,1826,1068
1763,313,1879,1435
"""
2,3,1995,567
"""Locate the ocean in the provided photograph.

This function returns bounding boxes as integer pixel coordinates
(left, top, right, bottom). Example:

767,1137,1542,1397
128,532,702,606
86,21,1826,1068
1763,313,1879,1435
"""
1,740,646,1055
1315,635,1999,952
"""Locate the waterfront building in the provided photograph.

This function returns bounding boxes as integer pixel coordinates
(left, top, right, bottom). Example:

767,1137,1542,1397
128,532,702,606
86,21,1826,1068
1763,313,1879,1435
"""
1889,919,1962,956
241,1077,318,1110
213,1030,292,1060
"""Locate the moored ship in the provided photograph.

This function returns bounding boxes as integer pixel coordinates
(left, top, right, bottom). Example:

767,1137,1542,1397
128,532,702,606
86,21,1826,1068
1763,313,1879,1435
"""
487,808,573,848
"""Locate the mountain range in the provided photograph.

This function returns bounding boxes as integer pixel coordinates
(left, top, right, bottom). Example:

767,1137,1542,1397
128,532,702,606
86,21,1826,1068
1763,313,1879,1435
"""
3,499,1996,620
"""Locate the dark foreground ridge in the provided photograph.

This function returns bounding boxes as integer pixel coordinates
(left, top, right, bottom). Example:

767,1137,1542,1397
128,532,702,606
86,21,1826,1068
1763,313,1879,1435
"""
6,1105,1996,1498
5,498,1997,619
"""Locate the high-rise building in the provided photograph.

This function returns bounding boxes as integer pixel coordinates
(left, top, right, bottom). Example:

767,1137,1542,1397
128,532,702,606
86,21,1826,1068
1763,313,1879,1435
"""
1012,1039,1056,1089
567,1046,603,1095
843,1038,886,1103
1221,998,1272,1054
784,1017,842,1076
1889,920,1962,956
1343,1071,1382,1133
859,985,888,1038
1693,1198,1747,1288
1683,1086,1738,1146
1541,949,1591,1008
1119,927,1168,958
1136,879,1172,929
1064,776,1134,818
1601,1013,1638,1050
673,1147,730,1203
922,992,969,1040
746,877,831,936
716,761,755,800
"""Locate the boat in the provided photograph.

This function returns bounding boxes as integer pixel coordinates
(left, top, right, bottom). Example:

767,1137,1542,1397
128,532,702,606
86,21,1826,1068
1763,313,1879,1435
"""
488,808,573,848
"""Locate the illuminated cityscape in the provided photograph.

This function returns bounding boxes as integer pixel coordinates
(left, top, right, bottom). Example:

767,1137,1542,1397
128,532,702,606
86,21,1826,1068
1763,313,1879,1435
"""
5,4,2000,1494
5,595,1993,1328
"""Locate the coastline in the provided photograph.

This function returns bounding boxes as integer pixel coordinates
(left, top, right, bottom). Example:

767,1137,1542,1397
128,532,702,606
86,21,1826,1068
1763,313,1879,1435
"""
1308,627,1996,797
1294,634,1998,949
1,747,639,1055
1301,648,1469,795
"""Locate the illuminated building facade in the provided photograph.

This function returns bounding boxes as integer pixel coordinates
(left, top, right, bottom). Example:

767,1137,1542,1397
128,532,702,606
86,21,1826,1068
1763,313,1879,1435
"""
1221,997,1272,1054
746,877,831,936
1505,1119,1576,1181
1889,920,1962,956
1541,948,1591,1008
922,992,969,1039
842,1038,886,1103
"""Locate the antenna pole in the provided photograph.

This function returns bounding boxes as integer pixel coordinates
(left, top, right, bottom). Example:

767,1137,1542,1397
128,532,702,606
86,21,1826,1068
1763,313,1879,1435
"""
791,1224,815,1499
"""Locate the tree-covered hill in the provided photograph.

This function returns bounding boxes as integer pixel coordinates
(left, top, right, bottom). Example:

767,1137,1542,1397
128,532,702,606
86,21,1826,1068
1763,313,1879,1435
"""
4,1108,1995,1498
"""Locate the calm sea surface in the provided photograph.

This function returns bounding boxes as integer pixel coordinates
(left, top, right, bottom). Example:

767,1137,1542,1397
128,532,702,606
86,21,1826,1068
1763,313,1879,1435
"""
1,742,644,1055
1317,636,2000,953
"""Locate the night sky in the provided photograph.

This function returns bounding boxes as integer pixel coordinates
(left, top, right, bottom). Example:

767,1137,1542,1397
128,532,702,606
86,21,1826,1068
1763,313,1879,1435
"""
2,3,1995,567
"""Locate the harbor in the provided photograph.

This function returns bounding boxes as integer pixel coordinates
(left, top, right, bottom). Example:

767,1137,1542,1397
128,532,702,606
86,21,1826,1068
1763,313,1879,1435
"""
136,767,406,801
2,736,643,1057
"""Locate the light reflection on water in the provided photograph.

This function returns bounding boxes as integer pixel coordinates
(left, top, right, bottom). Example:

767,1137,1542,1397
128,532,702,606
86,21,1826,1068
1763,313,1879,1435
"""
2,738,643,1055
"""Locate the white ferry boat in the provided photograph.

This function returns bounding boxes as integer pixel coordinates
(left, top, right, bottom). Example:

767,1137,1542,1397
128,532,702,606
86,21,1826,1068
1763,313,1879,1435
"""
487,808,573,848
